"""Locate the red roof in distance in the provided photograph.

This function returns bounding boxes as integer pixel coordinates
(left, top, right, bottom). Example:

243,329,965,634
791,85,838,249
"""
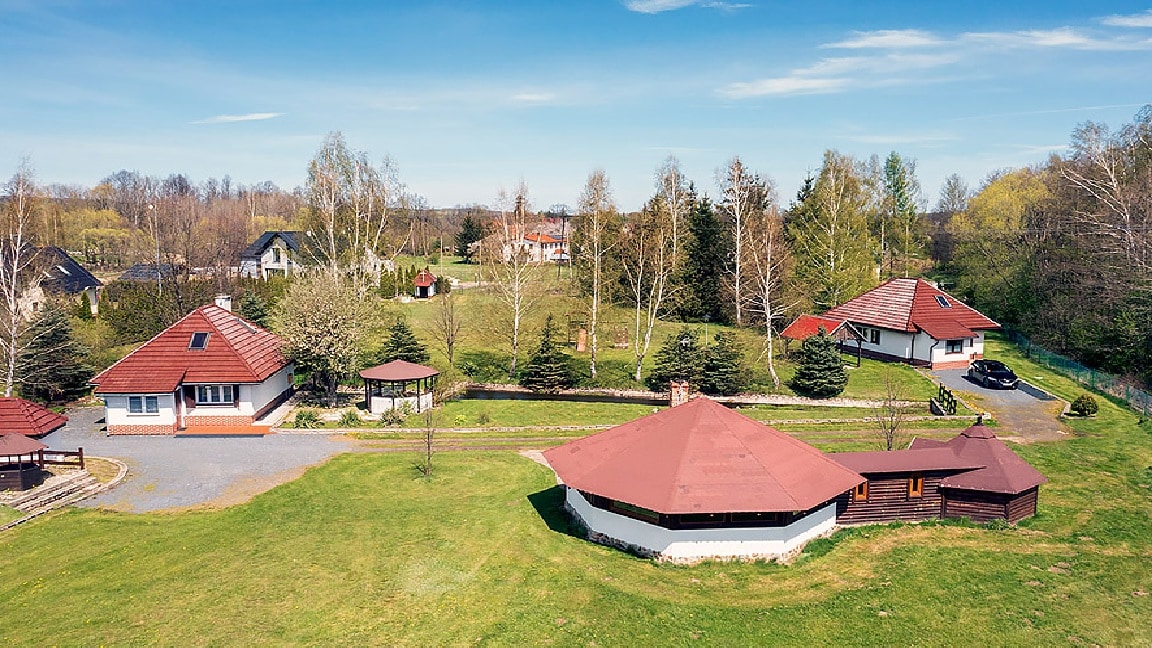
780,314,847,341
359,360,440,381
544,398,864,514
823,278,998,340
413,270,436,287
0,433,47,456
91,305,289,394
0,398,68,437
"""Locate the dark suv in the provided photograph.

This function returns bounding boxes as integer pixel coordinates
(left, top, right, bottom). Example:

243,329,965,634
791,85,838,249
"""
967,359,1019,389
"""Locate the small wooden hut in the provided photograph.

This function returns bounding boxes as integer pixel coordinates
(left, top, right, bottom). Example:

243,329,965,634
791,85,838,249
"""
0,434,47,491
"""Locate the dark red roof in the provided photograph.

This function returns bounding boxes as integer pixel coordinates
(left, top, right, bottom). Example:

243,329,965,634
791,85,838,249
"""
91,305,288,394
543,398,864,514
823,278,998,340
0,433,47,456
359,360,439,381
834,423,1047,495
413,270,436,287
780,314,847,341
0,398,67,437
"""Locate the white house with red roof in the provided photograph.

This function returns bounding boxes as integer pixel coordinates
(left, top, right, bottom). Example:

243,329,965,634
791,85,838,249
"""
90,298,294,435
786,278,1000,370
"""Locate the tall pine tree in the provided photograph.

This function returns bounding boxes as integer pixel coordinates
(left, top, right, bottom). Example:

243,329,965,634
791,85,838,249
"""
789,327,848,399
455,215,485,261
520,315,573,392
380,317,430,365
677,193,731,322
646,328,704,391
17,304,93,405
700,331,746,396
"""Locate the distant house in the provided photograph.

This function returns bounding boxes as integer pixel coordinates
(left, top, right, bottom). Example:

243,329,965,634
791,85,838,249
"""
783,278,1000,370
831,421,1047,524
413,269,436,299
475,229,569,264
239,231,300,280
117,263,177,283
15,247,103,316
90,297,293,435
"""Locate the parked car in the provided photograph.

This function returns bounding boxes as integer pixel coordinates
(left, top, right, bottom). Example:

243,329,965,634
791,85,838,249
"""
967,359,1019,389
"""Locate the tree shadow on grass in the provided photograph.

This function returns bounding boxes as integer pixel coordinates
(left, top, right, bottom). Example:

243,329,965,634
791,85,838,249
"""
527,485,581,538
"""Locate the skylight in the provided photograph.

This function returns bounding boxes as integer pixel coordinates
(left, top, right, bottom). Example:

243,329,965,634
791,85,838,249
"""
189,332,210,350
934,295,951,308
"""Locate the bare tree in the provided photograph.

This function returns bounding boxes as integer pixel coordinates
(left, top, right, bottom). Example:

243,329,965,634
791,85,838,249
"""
428,292,464,366
573,169,618,379
656,156,691,269
745,189,790,390
0,160,41,396
622,197,676,382
718,156,763,326
873,368,910,451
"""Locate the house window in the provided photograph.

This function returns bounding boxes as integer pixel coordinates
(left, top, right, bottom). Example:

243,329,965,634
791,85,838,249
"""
946,339,964,354
271,247,282,263
730,511,781,525
853,481,869,502
128,395,159,414
608,500,661,524
189,332,210,350
195,385,235,405
860,327,880,344
935,295,952,308
908,474,924,498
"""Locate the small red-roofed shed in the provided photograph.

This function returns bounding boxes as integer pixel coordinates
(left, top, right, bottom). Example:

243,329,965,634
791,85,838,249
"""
0,397,68,437
413,270,437,299
0,433,49,491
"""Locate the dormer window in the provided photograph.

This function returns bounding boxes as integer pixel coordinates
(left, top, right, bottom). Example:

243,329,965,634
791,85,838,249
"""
934,295,951,308
189,332,210,350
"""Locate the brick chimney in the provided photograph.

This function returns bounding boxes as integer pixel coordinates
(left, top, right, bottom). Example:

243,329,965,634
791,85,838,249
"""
670,380,690,407
215,294,232,312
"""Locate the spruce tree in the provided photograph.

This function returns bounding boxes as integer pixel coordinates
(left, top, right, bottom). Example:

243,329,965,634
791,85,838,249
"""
455,215,485,261
381,317,430,365
17,304,93,405
520,315,573,392
646,328,704,391
700,331,746,396
238,293,270,328
677,194,731,322
789,327,848,398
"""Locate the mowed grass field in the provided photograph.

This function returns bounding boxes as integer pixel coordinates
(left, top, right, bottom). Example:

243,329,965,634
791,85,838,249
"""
3,335,1152,644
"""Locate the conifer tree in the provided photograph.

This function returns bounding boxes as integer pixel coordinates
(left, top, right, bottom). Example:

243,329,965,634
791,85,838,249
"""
789,327,848,398
700,331,746,396
238,293,270,328
520,315,573,392
646,328,703,391
381,317,430,364
677,194,731,322
17,304,93,405
455,215,485,261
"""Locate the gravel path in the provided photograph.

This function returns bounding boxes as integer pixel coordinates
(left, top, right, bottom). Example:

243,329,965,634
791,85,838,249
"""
931,369,1068,442
39,407,357,512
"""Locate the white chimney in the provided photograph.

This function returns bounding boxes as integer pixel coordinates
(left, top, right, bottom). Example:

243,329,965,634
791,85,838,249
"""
215,294,232,312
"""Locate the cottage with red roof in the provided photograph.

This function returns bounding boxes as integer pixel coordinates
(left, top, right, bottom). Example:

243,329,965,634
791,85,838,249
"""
785,278,1000,370
90,297,294,435
413,269,437,299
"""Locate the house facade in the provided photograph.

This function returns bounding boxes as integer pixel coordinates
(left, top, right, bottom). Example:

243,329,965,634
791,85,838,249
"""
239,231,300,280
91,298,294,435
802,278,1000,370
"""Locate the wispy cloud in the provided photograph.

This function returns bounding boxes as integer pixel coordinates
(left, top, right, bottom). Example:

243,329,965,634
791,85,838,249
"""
625,0,749,14
719,53,957,98
822,30,942,49
846,133,959,145
961,28,1152,50
511,92,557,104
192,112,283,124
719,76,847,98
1101,9,1152,28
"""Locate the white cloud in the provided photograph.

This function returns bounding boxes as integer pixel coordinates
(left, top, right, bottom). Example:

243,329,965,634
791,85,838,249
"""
625,0,749,14
846,133,958,145
720,53,958,99
719,76,848,98
1101,10,1152,28
511,92,557,103
192,112,283,124
961,28,1152,50
822,30,942,49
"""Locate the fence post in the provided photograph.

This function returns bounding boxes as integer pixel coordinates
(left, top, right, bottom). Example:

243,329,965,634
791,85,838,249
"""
78,447,84,470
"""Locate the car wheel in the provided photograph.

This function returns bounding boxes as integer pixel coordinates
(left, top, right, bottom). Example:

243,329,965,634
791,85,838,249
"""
981,376,989,388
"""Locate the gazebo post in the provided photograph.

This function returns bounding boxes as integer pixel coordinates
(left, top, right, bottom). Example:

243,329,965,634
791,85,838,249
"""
37,449,44,468
364,378,370,412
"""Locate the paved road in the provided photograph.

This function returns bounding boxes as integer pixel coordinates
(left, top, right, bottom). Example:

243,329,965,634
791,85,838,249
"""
932,369,1068,442
40,407,356,512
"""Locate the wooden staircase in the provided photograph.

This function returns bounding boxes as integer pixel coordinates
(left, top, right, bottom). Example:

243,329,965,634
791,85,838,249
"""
1,471,103,529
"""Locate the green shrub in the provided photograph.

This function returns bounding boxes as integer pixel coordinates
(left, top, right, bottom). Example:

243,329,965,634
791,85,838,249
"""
476,411,491,426
379,409,405,427
1071,394,1099,416
338,409,363,427
293,409,321,428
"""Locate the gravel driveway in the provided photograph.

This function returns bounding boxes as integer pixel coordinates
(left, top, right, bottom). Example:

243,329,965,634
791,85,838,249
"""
932,369,1068,442
39,407,356,512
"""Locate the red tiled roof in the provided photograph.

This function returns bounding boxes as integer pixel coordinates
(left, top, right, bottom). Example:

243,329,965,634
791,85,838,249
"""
780,314,847,341
830,447,984,473
822,278,998,339
0,433,47,456
0,398,68,437
939,424,1048,494
525,233,560,244
91,305,288,394
543,398,864,514
413,270,436,287
359,360,440,381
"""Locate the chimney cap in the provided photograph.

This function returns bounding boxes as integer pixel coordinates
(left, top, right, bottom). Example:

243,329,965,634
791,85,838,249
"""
214,294,233,312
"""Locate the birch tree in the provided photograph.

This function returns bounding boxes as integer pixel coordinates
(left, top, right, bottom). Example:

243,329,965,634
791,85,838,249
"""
573,169,619,379
1,161,41,396
718,156,768,326
622,196,676,382
745,187,790,389
656,156,691,266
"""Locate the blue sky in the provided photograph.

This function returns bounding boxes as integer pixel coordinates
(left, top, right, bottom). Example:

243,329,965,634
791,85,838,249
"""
3,1,1152,211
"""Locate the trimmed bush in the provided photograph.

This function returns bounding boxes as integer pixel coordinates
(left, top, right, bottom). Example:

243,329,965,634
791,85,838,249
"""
293,409,321,428
1071,394,1099,417
338,409,363,427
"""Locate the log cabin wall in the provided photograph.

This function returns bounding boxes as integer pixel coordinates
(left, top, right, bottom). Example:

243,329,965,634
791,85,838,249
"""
834,470,957,524
942,487,1038,523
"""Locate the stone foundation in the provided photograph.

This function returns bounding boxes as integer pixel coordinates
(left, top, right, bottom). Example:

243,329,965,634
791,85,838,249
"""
184,414,255,427
108,423,178,435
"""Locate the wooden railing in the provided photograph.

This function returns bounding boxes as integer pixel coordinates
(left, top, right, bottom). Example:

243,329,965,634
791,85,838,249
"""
40,448,85,470
937,385,958,416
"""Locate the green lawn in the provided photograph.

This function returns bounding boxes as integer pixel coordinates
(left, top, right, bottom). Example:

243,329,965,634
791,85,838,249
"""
402,399,660,428
0,505,21,525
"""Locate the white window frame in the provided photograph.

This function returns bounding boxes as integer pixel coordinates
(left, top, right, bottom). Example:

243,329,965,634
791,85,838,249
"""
128,395,160,415
195,385,236,405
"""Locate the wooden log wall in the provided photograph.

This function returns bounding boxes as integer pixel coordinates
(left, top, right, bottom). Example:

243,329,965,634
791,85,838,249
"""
834,471,952,524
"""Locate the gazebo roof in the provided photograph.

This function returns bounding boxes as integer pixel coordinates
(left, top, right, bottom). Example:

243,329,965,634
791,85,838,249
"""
0,433,47,456
359,360,440,381
543,398,865,514
0,397,68,437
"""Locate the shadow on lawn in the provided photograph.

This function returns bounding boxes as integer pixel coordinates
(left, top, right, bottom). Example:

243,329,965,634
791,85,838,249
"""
527,485,581,538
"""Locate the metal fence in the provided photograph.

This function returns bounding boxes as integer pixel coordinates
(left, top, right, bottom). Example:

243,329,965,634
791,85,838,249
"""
1001,328,1152,418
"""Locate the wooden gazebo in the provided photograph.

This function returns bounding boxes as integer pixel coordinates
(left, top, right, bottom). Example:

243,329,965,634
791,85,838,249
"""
0,434,48,491
359,360,439,415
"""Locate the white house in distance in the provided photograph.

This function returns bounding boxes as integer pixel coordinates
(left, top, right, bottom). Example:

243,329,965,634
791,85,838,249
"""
239,231,300,280
90,296,294,435
787,278,1000,371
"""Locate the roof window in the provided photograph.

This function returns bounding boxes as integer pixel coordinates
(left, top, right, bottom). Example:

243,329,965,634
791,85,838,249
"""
189,332,210,350
934,295,951,308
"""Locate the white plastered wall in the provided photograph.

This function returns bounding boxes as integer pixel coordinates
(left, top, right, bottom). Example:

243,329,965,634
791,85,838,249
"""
104,393,177,426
